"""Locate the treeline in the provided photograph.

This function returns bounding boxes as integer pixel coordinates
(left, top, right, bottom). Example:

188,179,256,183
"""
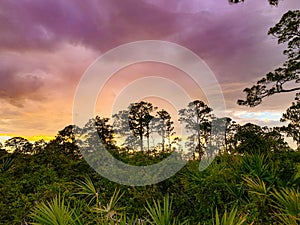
1,100,298,162
0,100,299,224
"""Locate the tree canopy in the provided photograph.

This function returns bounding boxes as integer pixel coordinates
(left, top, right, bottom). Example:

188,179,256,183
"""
238,10,300,107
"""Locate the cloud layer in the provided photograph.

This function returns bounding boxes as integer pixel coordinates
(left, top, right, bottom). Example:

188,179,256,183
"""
0,0,299,136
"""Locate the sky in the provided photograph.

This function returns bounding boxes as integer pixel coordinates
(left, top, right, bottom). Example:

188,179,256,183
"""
0,0,299,144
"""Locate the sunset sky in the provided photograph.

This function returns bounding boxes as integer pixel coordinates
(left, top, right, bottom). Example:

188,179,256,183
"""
0,0,299,144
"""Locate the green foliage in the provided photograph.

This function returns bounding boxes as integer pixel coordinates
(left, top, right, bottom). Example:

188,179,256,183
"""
145,195,188,225
239,154,276,182
75,176,99,206
30,195,83,225
243,176,271,198
0,143,299,224
94,188,125,220
231,124,289,154
0,107,299,225
281,93,300,147
271,188,300,224
75,176,126,223
0,156,13,173
213,207,247,225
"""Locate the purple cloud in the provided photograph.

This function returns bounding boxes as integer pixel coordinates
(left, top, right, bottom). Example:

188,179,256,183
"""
0,0,299,135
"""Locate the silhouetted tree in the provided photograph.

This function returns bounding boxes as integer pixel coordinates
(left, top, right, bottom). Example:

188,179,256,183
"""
113,109,130,131
232,123,289,153
127,101,156,152
240,10,300,102
84,116,114,146
5,137,32,154
0,143,8,157
237,10,300,149
113,110,133,150
209,117,234,154
32,139,47,154
50,125,81,158
144,113,154,153
281,93,300,147
154,109,175,152
122,134,140,151
179,100,212,159
238,10,300,107
222,118,240,152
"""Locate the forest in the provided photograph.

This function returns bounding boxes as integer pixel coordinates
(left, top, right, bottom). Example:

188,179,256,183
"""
0,2,299,225
0,97,299,224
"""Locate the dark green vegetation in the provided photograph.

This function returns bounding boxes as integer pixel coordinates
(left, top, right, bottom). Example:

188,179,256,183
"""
1,7,299,225
0,136,299,224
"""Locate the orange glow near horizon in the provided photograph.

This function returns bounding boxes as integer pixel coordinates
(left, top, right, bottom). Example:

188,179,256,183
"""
0,134,55,142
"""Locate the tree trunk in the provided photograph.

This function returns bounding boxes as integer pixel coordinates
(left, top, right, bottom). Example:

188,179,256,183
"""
197,129,201,160
162,129,165,152
139,133,143,152
146,124,150,154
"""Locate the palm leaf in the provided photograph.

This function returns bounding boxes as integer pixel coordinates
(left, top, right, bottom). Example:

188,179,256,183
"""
213,207,247,225
271,188,300,224
31,195,83,225
75,176,99,206
145,195,189,225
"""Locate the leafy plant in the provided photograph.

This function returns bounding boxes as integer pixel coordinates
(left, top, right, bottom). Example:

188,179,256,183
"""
240,153,275,183
271,188,300,224
0,157,14,173
95,188,125,220
75,176,99,206
243,176,271,198
145,195,188,225
213,207,248,225
76,176,125,222
30,195,83,225
242,175,272,223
